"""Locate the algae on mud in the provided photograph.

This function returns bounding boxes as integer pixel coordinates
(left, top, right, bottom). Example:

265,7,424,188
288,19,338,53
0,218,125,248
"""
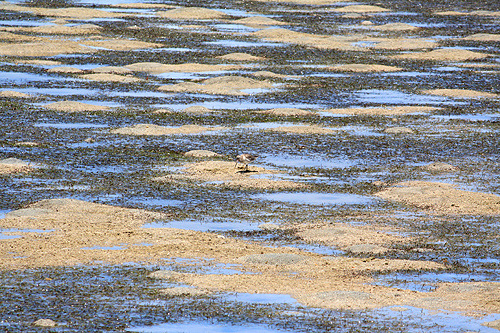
0,0,499,330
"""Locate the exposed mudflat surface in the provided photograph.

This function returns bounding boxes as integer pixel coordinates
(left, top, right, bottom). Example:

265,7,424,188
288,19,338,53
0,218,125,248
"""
0,0,499,331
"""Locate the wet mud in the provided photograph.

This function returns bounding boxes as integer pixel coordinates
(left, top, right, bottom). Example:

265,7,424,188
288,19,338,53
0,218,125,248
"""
0,0,499,331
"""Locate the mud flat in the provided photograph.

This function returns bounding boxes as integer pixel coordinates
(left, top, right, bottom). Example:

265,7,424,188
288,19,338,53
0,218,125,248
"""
0,0,499,330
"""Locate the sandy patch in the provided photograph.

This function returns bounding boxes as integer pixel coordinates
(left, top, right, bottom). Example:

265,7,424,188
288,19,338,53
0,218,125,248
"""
0,41,95,57
267,124,336,134
184,150,223,158
82,39,164,51
251,71,296,79
297,223,406,253
124,62,241,74
462,33,500,42
420,162,459,173
0,90,35,98
180,106,214,114
4,198,497,314
434,10,500,17
233,16,287,27
18,23,101,35
110,124,226,136
0,4,130,19
330,5,390,13
42,101,110,112
370,23,420,31
217,53,266,61
422,89,498,99
323,106,437,116
327,64,402,72
30,7,128,19
375,181,500,215
0,31,42,42
47,66,84,74
384,127,415,134
112,3,174,9
91,66,133,74
153,160,304,190
157,7,229,20
390,49,493,61
79,73,144,83
367,37,436,50
251,28,359,51
0,158,33,175
14,59,63,66
158,76,274,96
255,108,317,116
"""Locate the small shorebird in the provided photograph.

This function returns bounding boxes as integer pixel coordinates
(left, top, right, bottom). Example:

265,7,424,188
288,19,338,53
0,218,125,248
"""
235,153,258,171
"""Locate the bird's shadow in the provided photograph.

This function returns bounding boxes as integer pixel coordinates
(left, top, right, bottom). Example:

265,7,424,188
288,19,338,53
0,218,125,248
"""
236,169,258,174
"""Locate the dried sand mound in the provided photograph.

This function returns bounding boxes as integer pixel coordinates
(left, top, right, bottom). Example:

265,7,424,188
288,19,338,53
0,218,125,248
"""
14,59,62,66
42,101,109,112
91,66,133,74
0,31,41,42
82,39,163,51
367,37,436,50
239,253,309,265
180,106,213,114
79,73,144,83
124,62,240,74
0,41,95,57
0,4,129,19
112,3,174,9
322,106,437,116
331,5,390,13
157,7,229,20
297,223,405,253
250,28,358,51
391,49,493,61
7,199,492,314
267,124,336,134
375,181,500,215
383,127,415,134
217,53,266,61
153,160,304,190
110,124,227,136
422,89,498,99
0,90,34,98
18,24,101,35
256,108,317,116
462,33,500,42
420,162,459,173
251,71,295,79
47,66,84,74
184,150,223,158
327,64,402,72
0,158,32,175
233,16,287,27
158,76,273,96
434,10,500,17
